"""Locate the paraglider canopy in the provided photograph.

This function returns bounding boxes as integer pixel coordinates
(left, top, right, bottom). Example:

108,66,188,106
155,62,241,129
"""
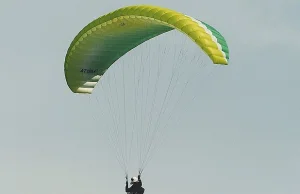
64,4,229,94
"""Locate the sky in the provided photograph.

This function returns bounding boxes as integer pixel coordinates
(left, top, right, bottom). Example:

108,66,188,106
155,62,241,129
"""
1,0,300,194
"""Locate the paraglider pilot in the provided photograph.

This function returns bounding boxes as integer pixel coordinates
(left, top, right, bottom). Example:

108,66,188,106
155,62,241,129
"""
125,172,145,194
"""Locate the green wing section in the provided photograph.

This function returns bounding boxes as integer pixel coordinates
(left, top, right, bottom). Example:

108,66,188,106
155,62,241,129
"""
64,5,229,94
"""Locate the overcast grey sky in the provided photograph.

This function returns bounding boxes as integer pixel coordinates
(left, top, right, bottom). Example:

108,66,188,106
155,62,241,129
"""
1,0,300,194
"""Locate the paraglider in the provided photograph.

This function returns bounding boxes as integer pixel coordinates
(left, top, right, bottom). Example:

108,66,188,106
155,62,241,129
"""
125,174,144,194
64,4,230,192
